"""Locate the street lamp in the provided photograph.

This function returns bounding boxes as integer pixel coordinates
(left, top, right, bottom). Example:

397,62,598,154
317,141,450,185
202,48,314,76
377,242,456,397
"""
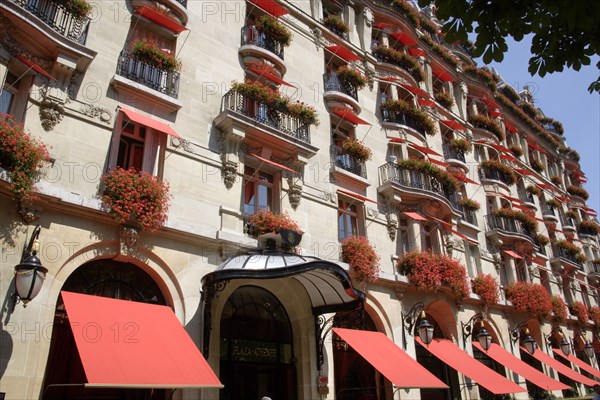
402,302,434,349
559,334,572,357
462,313,492,351
13,225,47,307
509,322,537,354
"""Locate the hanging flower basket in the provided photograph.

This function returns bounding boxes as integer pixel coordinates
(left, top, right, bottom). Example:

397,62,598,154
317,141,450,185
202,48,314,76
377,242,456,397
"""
248,210,302,237
256,15,292,47
550,295,567,322
341,236,380,284
341,138,372,161
569,301,589,323
0,114,50,201
336,65,368,90
129,38,181,72
458,197,480,210
471,273,499,305
434,91,454,109
380,99,435,135
54,0,92,18
566,185,589,200
100,167,171,232
505,281,552,320
322,14,349,34
397,251,470,302
450,138,472,153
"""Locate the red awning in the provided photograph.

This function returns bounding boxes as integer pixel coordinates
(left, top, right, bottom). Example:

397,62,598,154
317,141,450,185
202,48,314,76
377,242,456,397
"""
16,55,56,80
512,204,531,212
120,108,181,138
525,347,598,386
247,0,288,16
380,76,400,82
331,108,370,125
432,68,456,82
473,343,568,391
403,211,427,221
408,47,426,57
503,250,522,259
418,98,437,108
399,83,430,99
490,110,502,117
61,291,222,388
480,97,500,110
428,158,449,168
505,123,518,134
453,174,478,185
388,138,405,144
416,338,527,394
335,328,448,389
247,65,294,87
440,119,466,131
528,142,543,152
325,45,362,62
429,216,477,243
499,193,523,203
515,168,535,176
373,22,392,30
555,196,571,203
501,154,518,163
552,349,600,379
533,256,548,266
537,183,554,190
338,189,381,205
491,143,511,154
250,153,298,174
409,143,441,157
136,6,187,33
389,32,417,47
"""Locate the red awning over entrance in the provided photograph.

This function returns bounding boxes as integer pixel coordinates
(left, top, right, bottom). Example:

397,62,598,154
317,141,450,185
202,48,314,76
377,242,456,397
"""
416,338,527,395
61,291,222,388
525,347,598,386
473,343,569,391
120,107,182,138
135,6,187,33
551,349,600,379
335,328,448,388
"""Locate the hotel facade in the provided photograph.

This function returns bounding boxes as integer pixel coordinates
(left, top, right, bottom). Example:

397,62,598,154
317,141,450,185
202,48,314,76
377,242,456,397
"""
1,0,599,399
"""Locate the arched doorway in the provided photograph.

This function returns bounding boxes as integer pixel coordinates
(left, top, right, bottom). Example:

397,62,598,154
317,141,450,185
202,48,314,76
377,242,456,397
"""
415,313,460,400
42,259,167,400
219,285,296,400
333,308,390,400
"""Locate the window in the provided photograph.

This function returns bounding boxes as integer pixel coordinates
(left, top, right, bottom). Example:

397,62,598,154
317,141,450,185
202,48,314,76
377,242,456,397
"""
0,72,19,114
465,243,481,275
109,112,165,175
421,222,440,253
338,197,363,240
397,218,412,254
243,166,274,215
515,258,527,282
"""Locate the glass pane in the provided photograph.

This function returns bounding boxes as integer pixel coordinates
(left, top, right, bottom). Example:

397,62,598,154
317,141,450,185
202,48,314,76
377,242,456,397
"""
257,184,271,211
244,181,255,215
0,90,14,114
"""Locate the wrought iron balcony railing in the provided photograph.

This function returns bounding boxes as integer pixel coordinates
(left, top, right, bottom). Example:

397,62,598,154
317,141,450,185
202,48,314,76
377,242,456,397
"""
381,109,427,138
323,73,358,101
518,190,535,204
590,262,600,275
541,204,556,217
560,214,576,229
240,25,285,60
478,167,513,186
551,245,581,267
379,163,459,209
173,0,187,8
442,143,466,163
485,215,534,239
10,0,90,43
459,207,478,226
330,145,367,178
222,89,311,144
116,50,180,98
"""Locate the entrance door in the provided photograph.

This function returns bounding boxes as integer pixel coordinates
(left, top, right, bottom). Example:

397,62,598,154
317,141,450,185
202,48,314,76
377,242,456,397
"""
220,286,296,400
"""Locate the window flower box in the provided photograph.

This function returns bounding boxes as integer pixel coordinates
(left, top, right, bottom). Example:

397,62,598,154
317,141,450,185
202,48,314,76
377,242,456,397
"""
569,301,589,324
550,295,567,322
100,167,171,232
380,99,434,135
535,234,550,246
550,175,562,186
505,281,552,320
471,273,499,305
0,114,50,201
129,38,181,72
520,102,539,120
336,65,368,90
341,138,372,162
589,305,600,326
247,210,302,237
372,45,425,82
434,91,454,109
492,208,538,234
322,14,349,35
396,159,459,192
526,185,542,196
341,236,380,284
450,138,472,153
530,159,545,173
554,239,585,260
462,64,498,91
499,85,520,103
421,34,460,67
256,15,292,47
54,0,92,18
545,199,560,208
577,220,600,235
391,0,420,27
538,116,564,135
508,144,523,157
480,159,517,185
566,185,589,200
468,114,504,141
398,251,470,302
458,198,480,211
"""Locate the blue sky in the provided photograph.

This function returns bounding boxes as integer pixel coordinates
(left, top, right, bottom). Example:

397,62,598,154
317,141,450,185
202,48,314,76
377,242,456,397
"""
477,38,600,215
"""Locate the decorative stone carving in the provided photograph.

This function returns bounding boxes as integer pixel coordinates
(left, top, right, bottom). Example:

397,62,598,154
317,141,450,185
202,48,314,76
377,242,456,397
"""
321,191,335,203
386,212,397,241
18,200,41,224
288,179,302,209
221,160,238,189
119,224,140,255
171,137,195,154
363,65,375,90
394,284,404,300
311,28,323,48
79,104,112,123
362,7,373,27
38,88,65,131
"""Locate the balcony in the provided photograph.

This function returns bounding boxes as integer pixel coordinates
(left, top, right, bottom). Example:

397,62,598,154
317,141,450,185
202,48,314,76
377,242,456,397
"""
478,167,513,187
517,190,536,205
550,245,582,269
239,25,287,76
560,215,576,231
330,145,367,179
458,207,478,227
323,73,358,101
589,262,600,279
9,0,90,43
381,110,427,139
115,50,180,99
485,214,534,244
378,162,461,216
541,204,558,223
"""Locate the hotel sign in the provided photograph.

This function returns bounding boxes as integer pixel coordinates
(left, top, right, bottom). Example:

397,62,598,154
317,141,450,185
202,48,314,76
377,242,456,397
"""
231,339,279,363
